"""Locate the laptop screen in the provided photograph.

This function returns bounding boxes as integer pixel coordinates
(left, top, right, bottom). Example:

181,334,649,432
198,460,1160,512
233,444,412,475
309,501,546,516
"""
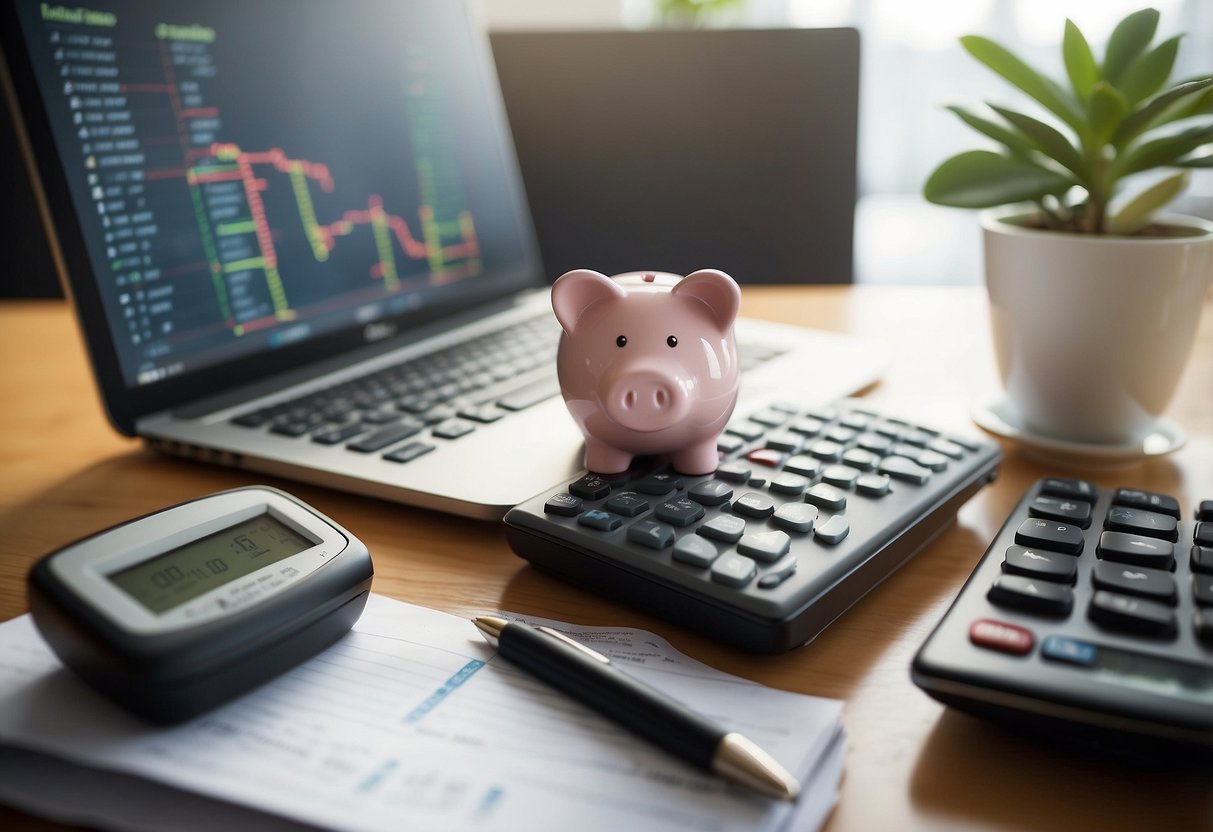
7,1,538,393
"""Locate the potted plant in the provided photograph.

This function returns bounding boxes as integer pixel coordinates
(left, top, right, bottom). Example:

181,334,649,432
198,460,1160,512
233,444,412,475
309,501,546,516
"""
924,7,1213,456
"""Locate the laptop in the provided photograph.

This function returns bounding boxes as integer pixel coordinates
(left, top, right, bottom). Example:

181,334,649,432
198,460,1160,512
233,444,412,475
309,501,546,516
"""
1,0,888,519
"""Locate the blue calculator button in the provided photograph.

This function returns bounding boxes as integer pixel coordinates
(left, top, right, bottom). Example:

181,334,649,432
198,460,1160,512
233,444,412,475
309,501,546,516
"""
1041,635,1098,667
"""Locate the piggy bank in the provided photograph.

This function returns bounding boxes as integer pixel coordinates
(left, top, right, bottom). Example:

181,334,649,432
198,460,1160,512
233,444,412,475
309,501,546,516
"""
552,268,741,475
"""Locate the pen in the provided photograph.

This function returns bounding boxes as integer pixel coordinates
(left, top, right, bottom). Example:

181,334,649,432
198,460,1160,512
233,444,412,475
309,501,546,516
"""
472,615,801,801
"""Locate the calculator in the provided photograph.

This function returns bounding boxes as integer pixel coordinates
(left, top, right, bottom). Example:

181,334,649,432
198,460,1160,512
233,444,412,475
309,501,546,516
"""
912,478,1213,749
504,401,1001,653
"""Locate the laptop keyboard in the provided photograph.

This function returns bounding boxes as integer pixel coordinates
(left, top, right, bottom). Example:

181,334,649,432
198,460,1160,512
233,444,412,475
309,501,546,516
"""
230,315,787,463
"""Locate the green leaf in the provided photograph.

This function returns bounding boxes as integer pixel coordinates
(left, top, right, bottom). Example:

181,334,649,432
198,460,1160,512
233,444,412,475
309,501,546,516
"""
1154,81,1213,126
960,35,1085,132
1103,8,1160,85
1174,153,1213,168
1087,82,1130,144
946,105,1038,159
923,150,1075,208
1116,123,1213,176
988,105,1086,177
1117,35,1181,104
1110,77,1213,146
1108,171,1189,234
1063,19,1099,100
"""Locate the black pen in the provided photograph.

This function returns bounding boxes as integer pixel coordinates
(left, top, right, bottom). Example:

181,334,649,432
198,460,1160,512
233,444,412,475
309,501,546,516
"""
472,615,800,801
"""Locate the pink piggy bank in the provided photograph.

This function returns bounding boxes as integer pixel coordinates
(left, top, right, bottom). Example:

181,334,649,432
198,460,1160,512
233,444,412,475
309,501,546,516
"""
552,268,741,475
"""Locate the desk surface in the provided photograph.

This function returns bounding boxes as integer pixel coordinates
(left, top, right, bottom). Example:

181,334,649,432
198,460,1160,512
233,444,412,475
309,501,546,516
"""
2,286,1211,831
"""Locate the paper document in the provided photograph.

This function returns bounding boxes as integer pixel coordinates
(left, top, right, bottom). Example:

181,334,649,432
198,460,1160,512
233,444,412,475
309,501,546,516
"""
0,594,844,831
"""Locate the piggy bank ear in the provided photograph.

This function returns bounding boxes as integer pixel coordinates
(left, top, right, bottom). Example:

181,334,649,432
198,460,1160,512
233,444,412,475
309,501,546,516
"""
551,269,625,335
672,269,741,331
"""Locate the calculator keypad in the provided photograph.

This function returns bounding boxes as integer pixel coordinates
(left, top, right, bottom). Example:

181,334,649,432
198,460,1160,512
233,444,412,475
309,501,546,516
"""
914,477,1213,747
505,400,1001,652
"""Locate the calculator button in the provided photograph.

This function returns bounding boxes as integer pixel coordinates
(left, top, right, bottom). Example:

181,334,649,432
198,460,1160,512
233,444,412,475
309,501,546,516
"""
855,473,891,497
805,483,847,511
764,430,803,453
569,474,612,500
1112,488,1180,520
1091,562,1177,604
747,448,787,468
927,438,965,460
1039,478,1097,502
1002,545,1077,583
543,493,583,517
711,553,757,588
772,502,818,534
578,510,623,531
788,417,824,436
1040,634,1097,667
878,456,931,485
655,498,705,527
821,465,861,489
687,480,734,506
841,448,880,471
1196,610,1213,645
807,440,844,462
855,433,893,455
782,455,822,478
1194,575,1213,607
1014,518,1085,555
738,530,792,563
715,461,752,482
672,535,718,567
1088,590,1177,638
698,514,747,543
724,420,765,441
733,492,775,519
769,472,810,496
1028,495,1092,529
1196,522,1213,547
1192,545,1213,575
605,492,650,517
969,618,1034,656
758,555,799,589
805,406,838,422
901,430,933,448
716,433,746,454
824,426,856,444
1104,506,1178,542
627,520,675,550
748,408,789,427
636,473,683,495
988,575,1074,617
1097,531,1175,570
814,515,850,545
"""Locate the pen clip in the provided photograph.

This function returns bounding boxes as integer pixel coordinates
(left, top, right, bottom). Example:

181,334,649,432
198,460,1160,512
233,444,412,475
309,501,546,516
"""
535,626,610,664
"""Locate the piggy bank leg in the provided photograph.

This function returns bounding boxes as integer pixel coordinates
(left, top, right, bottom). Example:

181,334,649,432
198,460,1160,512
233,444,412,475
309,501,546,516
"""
583,438,634,475
670,439,720,476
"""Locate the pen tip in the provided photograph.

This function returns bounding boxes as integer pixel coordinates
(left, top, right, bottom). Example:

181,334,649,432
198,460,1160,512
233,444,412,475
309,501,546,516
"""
472,615,507,646
713,733,801,801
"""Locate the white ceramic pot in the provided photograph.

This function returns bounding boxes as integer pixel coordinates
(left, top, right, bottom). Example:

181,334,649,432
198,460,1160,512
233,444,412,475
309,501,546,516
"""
981,207,1213,446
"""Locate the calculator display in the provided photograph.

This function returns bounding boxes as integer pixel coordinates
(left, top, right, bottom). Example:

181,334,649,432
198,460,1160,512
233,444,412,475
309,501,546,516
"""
107,513,315,614
1092,647,1213,706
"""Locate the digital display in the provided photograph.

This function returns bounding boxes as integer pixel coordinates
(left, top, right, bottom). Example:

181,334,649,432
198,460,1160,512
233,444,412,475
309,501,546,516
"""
1091,646,1213,706
107,512,315,614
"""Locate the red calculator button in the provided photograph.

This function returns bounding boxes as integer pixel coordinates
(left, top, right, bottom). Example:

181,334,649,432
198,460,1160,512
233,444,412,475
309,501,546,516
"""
969,618,1035,656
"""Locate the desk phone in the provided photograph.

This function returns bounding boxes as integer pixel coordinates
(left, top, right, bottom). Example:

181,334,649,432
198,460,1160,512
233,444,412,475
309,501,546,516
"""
913,478,1212,750
505,401,1001,653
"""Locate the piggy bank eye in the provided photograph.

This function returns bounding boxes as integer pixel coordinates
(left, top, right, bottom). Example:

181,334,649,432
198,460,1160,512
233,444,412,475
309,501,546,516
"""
666,335,678,348
616,335,627,348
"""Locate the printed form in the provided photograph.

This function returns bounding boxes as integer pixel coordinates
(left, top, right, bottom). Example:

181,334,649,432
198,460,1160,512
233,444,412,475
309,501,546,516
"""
0,594,844,832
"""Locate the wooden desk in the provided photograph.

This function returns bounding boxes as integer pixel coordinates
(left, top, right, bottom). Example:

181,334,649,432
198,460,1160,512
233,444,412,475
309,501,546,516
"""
1,286,1210,830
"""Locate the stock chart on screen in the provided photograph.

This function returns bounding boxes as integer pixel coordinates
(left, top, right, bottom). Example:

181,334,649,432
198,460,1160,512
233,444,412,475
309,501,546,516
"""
16,2,530,386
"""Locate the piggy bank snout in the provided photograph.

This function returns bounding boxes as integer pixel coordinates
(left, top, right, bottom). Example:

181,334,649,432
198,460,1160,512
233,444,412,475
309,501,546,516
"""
603,366,690,432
